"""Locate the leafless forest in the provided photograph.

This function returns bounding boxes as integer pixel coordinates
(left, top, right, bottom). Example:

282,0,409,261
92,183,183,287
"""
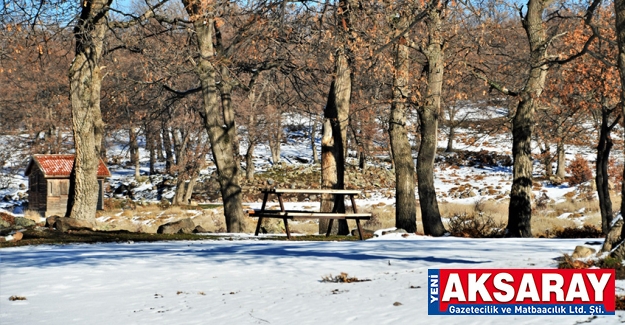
1,0,625,240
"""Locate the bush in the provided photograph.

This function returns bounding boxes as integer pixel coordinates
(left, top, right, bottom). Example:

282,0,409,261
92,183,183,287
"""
547,224,603,238
566,155,593,186
446,212,505,238
558,254,625,280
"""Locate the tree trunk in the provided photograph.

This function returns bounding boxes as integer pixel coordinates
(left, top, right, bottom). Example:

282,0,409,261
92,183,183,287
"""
184,177,197,204
156,130,165,161
616,0,625,243
446,125,455,153
269,116,282,165
389,21,417,234
597,108,618,234
184,1,245,232
418,7,446,236
555,137,566,179
65,0,110,222
148,131,156,175
129,128,140,178
507,0,549,238
162,125,174,174
541,141,552,177
311,119,319,164
246,141,256,180
319,82,349,236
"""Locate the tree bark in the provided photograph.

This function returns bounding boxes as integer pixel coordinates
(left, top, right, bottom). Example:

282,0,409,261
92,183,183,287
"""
129,128,140,178
319,1,354,236
597,108,619,234
389,22,417,234
616,0,625,242
446,125,455,153
418,6,446,236
311,118,319,164
162,124,174,174
269,116,282,165
184,0,245,232
506,0,550,238
540,141,552,177
555,136,566,179
65,0,110,222
246,141,256,180
319,81,349,236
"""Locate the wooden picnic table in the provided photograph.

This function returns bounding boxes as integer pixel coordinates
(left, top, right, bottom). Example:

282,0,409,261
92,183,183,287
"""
248,188,372,240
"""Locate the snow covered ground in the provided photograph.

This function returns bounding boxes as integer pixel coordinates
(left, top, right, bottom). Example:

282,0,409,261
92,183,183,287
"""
1,235,623,324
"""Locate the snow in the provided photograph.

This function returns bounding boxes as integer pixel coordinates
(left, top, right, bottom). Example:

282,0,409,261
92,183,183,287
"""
1,236,624,324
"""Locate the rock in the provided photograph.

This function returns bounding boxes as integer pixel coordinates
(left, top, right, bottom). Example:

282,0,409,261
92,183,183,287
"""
19,183,26,190
193,225,209,233
602,218,623,253
46,215,61,228
157,218,195,234
14,217,36,228
381,228,408,236
0,219,10,231
0,211,15,225
54,217,95,232
572,245,596,259
350,228,375,237
12,232,23,241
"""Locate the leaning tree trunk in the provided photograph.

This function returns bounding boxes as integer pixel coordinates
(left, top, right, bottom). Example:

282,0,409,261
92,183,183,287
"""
65,0,110,222
616,0,625,243
184,1,245,232
389,20,417,234
319,77,349,236
418,7,446,236
506,0,549,238
596,108,618,235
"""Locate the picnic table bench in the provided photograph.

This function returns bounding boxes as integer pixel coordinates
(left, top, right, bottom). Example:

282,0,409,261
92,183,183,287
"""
248,188,372,240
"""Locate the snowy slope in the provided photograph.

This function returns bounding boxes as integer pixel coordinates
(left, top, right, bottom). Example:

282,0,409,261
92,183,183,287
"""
1,236,623,325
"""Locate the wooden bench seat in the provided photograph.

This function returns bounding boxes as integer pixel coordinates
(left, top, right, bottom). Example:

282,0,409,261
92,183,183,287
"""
249,209,371,219
249,188,370,240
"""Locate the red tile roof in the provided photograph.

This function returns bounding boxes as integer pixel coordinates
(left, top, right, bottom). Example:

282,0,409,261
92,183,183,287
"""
25,154,111,178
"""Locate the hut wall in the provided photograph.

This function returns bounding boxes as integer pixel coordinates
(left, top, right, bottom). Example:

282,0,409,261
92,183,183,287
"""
28,168,48,215
45,179,70,217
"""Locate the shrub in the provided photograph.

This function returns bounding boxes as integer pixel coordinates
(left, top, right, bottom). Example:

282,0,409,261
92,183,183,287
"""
557,254,593,269
548,224,603,238
446,212,505,238
567,155,593,186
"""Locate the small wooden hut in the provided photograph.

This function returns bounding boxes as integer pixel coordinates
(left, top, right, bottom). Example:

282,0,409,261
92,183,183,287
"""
25,154,111,217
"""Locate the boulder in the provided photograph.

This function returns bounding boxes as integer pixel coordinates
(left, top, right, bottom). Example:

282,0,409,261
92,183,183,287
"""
350,228,375,237
14,217,36,229
572,245,596,259
193,225,209,233
54,217,95,232
602,218,623,253
46,215,61,228
0,219,10,231
0,210,15,225
157,218,195,234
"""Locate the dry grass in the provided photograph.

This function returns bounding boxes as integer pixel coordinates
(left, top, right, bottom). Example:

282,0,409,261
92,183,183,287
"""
23,210,44,225
88,189,617,237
